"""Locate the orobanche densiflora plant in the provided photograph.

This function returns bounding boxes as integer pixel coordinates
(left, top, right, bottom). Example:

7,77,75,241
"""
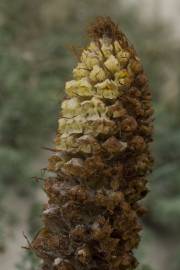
31,17,153,270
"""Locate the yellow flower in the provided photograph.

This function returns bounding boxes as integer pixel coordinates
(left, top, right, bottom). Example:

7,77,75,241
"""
58,118,67,131
114,41,122,52
65,80,78,96
78,78,94,96
89,65,106,82
77,135,98,154
88,41,99,52
61,97,80,118
59,116,83,136
65,78,93,97
115,70,132,90
81,50,99,69
81,97,106,117
56,135,78,152
116,50,130,67
91,97,107,115
83,118,115,136
81,100,96,117
104,55,119,73
115,69,129,79
95,79,119,99
100,38,113,57
73,63,89,79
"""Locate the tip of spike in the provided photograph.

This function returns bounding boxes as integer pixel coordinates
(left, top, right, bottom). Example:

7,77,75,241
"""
87,17,122,41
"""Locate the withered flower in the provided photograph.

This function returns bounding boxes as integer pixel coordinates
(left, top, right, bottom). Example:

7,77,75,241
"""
31,17,153,270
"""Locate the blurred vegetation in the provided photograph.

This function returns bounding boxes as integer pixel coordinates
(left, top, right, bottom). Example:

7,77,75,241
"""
16,202,42,270
0,0,179,269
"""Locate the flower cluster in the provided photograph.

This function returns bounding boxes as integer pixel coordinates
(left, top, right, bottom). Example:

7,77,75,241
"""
31,17,153,270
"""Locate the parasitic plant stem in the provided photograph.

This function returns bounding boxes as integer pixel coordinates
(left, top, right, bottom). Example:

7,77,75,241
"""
31,17,153,270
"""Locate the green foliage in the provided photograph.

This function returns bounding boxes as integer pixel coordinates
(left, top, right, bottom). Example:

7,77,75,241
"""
137,265,153,270
0,2,61,193
0,0,64,251
146,102,180,232
170,248,180,270
15,202,42,270
16,251,40,270
28,202,43,237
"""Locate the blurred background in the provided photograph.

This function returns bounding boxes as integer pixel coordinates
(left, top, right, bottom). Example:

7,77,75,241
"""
0,0,180,269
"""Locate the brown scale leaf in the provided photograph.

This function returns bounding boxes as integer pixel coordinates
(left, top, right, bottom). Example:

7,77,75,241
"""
88,16,125,43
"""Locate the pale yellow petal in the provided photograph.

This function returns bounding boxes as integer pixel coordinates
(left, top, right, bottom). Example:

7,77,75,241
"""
73,63,89,79
89,65,106,82
95,79,120,99
104,55,119,73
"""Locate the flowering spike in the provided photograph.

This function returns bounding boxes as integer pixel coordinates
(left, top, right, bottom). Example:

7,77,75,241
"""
32,17,153,270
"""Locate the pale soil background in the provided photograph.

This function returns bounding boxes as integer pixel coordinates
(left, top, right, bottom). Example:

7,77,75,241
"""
0,0,179,269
